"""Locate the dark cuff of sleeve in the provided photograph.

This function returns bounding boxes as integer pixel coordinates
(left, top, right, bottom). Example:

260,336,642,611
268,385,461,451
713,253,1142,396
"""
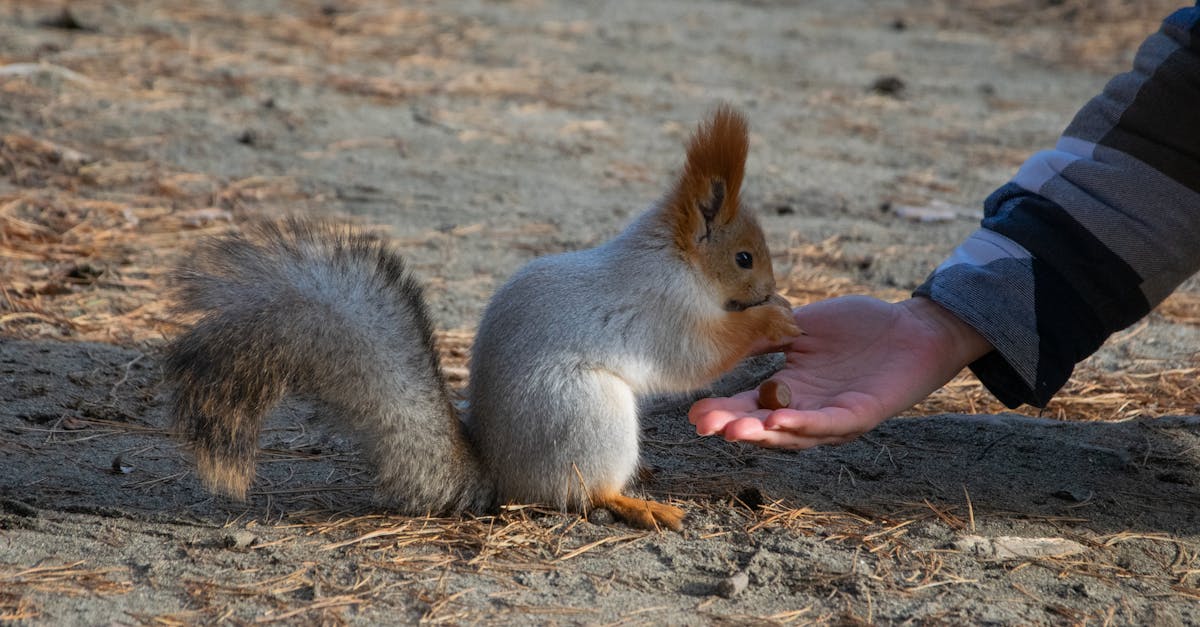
915,256,1103,409
915,192,1120,409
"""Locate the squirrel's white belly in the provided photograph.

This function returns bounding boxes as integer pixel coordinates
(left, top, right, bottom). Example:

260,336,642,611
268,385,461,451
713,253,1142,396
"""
470,363,642,508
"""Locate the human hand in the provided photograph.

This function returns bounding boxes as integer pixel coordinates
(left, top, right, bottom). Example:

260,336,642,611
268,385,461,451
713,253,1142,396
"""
688,295,992,449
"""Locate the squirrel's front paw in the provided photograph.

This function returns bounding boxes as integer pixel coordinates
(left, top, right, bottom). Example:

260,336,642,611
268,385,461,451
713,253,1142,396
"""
756,298,803,342
767,293,791,309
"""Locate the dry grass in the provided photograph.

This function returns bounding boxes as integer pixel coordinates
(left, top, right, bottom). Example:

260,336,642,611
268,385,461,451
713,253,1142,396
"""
178,563,392,625
118,509,657,623
287,509,644,568
0,134,298,344
0,561,132,621
0,591,37,623
915,364,1200,422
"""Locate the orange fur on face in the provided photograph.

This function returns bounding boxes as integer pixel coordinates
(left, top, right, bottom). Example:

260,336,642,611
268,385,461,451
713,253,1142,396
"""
658,105,779,314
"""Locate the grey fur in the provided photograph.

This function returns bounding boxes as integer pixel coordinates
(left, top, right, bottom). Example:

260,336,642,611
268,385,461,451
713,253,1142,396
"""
166,219,493,514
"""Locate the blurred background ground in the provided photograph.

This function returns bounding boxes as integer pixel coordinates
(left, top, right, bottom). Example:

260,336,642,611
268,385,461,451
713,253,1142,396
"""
2,1,1198,624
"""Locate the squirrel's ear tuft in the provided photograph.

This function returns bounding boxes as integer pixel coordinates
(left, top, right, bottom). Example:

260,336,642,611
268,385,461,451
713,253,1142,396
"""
698,179,726,224
662,104,749,250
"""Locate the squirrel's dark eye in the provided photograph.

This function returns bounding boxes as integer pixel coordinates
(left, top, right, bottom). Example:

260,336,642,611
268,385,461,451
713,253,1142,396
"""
735,251,753,269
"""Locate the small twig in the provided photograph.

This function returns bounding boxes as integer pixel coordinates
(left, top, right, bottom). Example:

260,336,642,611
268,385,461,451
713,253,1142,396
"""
977,432,1015,461
963,484,976,533
108,353,144,401
0,62,94,84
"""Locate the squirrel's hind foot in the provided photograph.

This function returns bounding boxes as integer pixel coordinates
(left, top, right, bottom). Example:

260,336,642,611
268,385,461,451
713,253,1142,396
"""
591,491,684,532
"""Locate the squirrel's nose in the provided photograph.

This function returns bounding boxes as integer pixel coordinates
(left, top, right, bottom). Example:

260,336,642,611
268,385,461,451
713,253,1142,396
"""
756,275,777,297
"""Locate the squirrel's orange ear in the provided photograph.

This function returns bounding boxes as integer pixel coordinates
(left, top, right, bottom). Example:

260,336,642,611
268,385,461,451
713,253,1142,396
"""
662,104,749,251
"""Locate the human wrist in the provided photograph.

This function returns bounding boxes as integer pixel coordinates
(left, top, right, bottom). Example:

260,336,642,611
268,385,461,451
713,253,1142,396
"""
902,296,993,370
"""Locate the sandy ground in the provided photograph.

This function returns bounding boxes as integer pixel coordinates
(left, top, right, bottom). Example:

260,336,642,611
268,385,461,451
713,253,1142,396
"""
2,0,1199,624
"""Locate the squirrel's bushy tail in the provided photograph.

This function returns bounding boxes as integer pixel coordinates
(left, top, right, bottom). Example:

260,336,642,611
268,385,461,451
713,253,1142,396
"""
166,219,492,514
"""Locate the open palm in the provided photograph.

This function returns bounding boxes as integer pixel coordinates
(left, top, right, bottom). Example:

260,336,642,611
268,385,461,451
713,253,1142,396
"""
688,295,992,449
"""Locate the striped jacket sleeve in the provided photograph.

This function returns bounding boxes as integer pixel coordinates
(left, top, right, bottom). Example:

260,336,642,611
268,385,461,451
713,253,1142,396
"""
914,5,1200,408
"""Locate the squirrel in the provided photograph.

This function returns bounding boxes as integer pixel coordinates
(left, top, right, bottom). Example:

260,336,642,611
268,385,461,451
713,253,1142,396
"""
165,105,800,531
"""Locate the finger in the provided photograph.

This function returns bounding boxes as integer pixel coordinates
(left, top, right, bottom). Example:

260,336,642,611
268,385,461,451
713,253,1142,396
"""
719,416,768,441
691,407,772,436
763,405,881,439
722,420,860,449
692,410,737,436
688,391,761,426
